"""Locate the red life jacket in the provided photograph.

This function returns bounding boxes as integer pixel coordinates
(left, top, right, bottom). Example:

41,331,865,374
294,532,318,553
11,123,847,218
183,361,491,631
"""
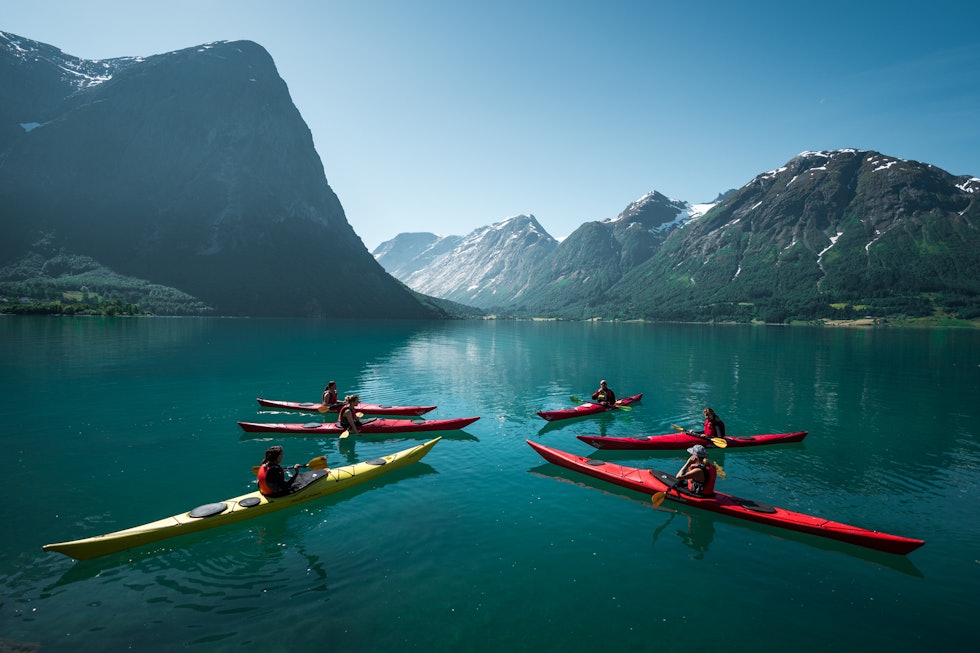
687,462,717,496
337,404,359,427
704,417,726,438
257,464,274,495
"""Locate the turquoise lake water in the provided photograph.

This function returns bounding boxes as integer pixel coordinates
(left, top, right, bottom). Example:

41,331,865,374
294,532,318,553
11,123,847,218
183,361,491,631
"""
1,317,978,651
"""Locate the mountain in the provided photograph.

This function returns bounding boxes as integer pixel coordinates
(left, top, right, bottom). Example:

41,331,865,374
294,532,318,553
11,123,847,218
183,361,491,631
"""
373,215,557,309
596,150,980,322
372,232,464,282
377,150,979,323
0,31,446,318
374,192,708,314
504,191,704,315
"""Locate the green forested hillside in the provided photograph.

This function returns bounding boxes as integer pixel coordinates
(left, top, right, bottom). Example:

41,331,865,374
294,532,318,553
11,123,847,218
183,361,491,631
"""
0,252,213,315
593,151,980,323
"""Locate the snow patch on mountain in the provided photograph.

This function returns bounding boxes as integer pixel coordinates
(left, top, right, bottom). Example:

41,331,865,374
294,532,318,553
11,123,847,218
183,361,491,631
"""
956,178,980,194
375,214,559,308
1,30,140,90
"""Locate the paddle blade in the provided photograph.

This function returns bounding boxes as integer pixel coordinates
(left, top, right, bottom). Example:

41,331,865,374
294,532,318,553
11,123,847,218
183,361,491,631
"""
615,405,631,411
651,492,666,508
711,437,728,449
317,404,330,413
671,423,685,432
569,396,583,403
339,429,350,439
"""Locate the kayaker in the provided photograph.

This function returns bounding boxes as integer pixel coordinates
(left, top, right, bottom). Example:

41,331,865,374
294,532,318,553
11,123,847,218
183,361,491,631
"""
322,380,339,407
257,445,301,497
675,444,717,496
338,394,363,435
591,380,616,406
702,407,726,439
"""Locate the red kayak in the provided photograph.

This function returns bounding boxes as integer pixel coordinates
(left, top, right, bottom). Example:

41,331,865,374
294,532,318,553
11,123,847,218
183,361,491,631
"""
537,393,643,422
577,431,808,450
256,397,436,417
239,416,480,435
526,440,923,555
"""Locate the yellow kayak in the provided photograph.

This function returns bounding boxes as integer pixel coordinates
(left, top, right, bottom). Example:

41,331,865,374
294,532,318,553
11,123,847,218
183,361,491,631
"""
43,438,440,560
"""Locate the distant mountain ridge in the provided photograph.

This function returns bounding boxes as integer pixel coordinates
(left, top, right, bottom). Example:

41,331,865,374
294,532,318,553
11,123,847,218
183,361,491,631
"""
0,31,447,318
376,150,980,322
374,192,712,312
374,215,558,308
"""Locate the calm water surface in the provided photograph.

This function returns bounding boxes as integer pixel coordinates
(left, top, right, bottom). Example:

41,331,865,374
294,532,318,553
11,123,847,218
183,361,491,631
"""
1,317,978,651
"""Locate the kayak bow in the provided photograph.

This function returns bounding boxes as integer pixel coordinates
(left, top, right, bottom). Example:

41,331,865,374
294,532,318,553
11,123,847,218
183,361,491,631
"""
577,431,808,450
43,438,440,560
526,440,923,555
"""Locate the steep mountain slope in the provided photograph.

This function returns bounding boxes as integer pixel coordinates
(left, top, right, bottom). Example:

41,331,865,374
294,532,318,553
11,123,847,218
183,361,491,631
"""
375,192,704,313
375,215,557,308
0,32,445,318
505,192,701,313
599,150,980,321
373,232,464,281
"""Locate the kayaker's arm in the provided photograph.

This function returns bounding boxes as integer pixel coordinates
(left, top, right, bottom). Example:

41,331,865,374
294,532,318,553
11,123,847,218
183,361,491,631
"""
676,455,704,481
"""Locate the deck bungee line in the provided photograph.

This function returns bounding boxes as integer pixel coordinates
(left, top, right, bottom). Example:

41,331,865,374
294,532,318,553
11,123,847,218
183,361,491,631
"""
43,438,441,560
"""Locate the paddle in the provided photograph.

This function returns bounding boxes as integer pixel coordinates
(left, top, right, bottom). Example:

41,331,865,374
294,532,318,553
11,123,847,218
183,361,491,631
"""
651,480,680,508
668,433,728,480
569,395,632,411
339,414,371,439
652,459,725,505
317,400,363,415
252,456,328,475
671,423,727,448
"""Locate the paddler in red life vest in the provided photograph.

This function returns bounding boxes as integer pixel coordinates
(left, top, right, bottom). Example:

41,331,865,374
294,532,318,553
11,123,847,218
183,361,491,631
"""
322,380,339,408
675,444,717,497
337,394,363,435
591,380,616,406
702,407,726,439
257,445,301,497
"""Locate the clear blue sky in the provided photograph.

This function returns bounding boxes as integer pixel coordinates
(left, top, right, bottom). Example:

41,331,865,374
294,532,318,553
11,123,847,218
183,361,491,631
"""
4,0,979,249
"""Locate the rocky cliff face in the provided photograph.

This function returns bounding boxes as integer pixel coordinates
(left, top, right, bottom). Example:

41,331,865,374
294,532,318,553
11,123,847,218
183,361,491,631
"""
0,32,444,318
